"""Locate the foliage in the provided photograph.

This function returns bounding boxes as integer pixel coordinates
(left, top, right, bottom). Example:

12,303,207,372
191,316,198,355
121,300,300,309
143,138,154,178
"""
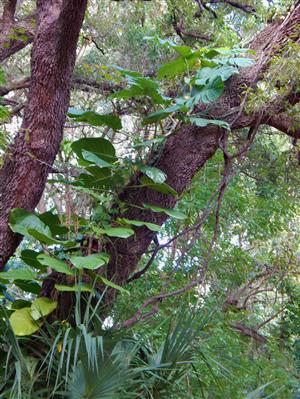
0,0,299,398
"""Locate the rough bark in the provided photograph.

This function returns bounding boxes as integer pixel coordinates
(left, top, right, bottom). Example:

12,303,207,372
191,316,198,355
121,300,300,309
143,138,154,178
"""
106,125,220,286
102,1,300,291
2,1,300,315
0,0,88,268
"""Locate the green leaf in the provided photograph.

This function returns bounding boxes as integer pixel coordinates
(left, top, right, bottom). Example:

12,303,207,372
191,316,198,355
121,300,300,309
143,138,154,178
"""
70,254,108,270
140,175,177,196
27,229,75,247
192,76,224,104
99,276,130,295
118,218,162,232
195,66,238,85
10,308,41,336
30,297,57,320
158,53,200,79
55,284,94,293
219,57,254,68
38,211,69,235
189,117,230,129
143,103,187,125
14,280,41,295
0,268,37,281
37,254,74,276
82,150,116,168
143,204,187,220
71,137,117,163
139,165,167,183
9,208,51,237
20,250,46,271
103,227,135,238
133,136,165,148
109,75,167,104
68,108,122,130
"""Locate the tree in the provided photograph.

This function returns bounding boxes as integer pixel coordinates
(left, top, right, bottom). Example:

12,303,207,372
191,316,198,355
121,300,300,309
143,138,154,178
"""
0,1,299,397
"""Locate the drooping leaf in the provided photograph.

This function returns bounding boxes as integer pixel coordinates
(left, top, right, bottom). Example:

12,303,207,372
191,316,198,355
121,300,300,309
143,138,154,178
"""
82,150,116,168
68,108,122,130
10,307,41,336
30,297,57,320
20,250,46,271
72,137,117,163
0,268,37,281
14,280,41,295
38,211,69,235
140,175,177,196
139,165,167,184
70,253,109,270
103,227,135,238
143,204,187,220
27,228,75,247
143,101,188,124
118,218,162,232
9,208,51,238
191,76,224,104
37,254,74,276
189,116,230,129
109,74,168,104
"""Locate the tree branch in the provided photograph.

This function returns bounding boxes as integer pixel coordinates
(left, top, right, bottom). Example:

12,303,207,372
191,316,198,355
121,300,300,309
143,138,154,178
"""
0,12,37,63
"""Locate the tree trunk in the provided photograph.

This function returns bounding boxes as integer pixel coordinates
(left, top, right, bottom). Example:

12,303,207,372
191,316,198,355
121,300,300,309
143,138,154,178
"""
0,0,88,268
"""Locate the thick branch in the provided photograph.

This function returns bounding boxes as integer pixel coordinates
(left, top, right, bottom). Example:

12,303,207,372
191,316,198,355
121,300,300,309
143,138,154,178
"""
0,12,37,63
266,114,300,139
208,0,256,14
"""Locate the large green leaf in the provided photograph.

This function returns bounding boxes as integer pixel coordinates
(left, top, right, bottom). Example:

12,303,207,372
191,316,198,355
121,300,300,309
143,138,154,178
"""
27,228,75,247
103,227,135,238
9,208,51,238
70,254,108,270
9,209,73,247
143,103,187,125
0,268,37,281
139,165,167,184
158,52,201,79
72,137,117,163
38,211,69,235
195,65,238,85
68,108,122,130
140,175,177,196
82,150,116,169
110,74,167,104
143,204,187,220
189,116,230,129
219,57,254,68
37,254,74,276
191,76,224,104
118,218,162,232
20,250,46,271
30,297,57,320
10,307,41,336
14,280,41,295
